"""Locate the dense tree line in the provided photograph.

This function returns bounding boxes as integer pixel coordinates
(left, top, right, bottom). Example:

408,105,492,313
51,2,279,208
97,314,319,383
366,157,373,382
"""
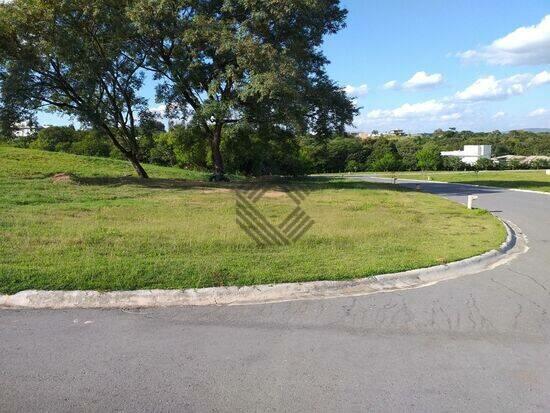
299,130,550,173
4,126,550,175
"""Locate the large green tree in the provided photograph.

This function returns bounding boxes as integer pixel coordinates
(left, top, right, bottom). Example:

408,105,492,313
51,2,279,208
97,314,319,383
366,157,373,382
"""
130,0,356,180
416,142,442,171
0,0,151,177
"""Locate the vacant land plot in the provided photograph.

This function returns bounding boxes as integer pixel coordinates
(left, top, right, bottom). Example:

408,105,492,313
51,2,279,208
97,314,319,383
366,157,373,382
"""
0,146,506,294
379,170,550,193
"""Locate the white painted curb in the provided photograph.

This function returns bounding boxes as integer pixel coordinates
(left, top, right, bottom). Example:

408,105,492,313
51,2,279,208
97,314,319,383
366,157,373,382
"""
0,220,527,309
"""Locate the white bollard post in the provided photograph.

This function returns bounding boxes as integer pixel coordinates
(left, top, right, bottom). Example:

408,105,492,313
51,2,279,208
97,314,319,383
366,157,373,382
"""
467,195,478,210
546,170,550,176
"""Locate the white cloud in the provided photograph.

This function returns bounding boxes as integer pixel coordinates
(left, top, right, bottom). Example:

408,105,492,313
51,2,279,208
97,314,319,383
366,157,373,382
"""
344,84,369,97
355,68,550,130
381,72,443,90
403,72,443,89
440,113,462,121
382,80,399,90
529,70,550,87
458,15,550,65
455,76,516,101
149,104,166,115
402,71,444,89
455,71,549,101
366,99,452,120
529,108,549,117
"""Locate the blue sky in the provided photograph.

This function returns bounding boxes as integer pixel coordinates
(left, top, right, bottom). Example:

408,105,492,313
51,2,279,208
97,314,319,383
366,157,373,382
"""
40,0,550,133
325,0,550,132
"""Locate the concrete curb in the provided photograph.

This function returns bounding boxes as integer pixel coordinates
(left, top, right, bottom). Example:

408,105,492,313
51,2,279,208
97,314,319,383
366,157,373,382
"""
0,220,527,309
508,188,550,196
365,175,550,196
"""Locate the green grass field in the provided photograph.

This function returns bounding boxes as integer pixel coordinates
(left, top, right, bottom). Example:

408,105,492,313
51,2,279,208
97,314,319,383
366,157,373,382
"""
0,146,506,294
379,170,550,192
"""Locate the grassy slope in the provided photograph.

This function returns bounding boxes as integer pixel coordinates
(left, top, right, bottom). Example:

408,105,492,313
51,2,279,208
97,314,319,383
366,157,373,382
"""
379,170,550,192
0,146,506,294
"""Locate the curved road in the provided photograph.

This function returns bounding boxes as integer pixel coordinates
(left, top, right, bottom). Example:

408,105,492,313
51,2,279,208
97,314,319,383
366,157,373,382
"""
1,178,549,412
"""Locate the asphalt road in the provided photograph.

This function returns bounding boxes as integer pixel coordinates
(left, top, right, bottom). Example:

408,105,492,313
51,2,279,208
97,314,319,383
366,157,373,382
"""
1,178,549,412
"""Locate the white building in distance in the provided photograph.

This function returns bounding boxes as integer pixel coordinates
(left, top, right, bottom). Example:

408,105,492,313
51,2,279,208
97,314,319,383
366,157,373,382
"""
441,145,492,165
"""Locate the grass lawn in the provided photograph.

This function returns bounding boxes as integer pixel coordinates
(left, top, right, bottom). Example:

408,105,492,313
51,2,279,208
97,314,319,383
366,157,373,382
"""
0,146,506,294
378,170,550,193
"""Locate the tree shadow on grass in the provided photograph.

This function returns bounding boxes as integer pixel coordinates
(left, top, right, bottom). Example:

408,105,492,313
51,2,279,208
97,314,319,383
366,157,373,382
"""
73,174,409,194
74,175,237,190
77,173,546,197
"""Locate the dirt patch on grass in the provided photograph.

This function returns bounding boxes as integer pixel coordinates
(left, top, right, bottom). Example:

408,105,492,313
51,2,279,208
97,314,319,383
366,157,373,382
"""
200,188,232,194
262,190,287,198
52,173,73,184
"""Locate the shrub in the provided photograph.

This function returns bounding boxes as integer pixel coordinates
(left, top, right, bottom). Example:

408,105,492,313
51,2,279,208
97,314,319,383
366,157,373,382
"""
345,159,366,172
474,157,496,171
529,158,550,169
29,126,78,152
442,156,468,171
70,131,111,157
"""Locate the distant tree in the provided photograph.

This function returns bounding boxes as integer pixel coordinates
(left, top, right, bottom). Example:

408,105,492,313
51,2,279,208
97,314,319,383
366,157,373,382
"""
147,132,178,167
137,111,166,160
474,157,495,171
29,126,78,152
130,0,357,180
0,0,151,177
298,135,329,173
433,128,445,137
222,123,305,176
396,139,421,171
344,160,363,172
368,139,401,171
416,142,442,171
442,156,467,171
325,136,364,172
70,130,112,157
345,142,371,172
138,112,166,138
371,152,400,171
171,124,210,170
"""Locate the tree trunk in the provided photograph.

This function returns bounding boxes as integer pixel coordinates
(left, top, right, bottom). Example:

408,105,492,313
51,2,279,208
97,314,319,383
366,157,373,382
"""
210,125,227,181
128,152,149,179
99,125,149,179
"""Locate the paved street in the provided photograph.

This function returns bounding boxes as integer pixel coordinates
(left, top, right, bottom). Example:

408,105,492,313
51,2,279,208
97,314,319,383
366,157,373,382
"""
1,179,549,412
